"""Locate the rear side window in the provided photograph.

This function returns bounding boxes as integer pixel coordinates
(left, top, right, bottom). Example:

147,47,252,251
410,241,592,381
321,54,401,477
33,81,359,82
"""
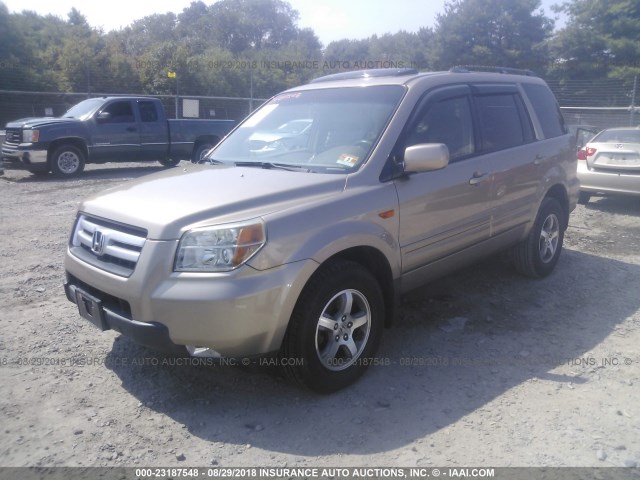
139,101,159,122
522,83,567,139
475,93,534,152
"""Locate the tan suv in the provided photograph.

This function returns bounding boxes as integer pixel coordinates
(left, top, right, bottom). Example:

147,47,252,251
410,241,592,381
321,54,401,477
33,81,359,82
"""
64,67,578,392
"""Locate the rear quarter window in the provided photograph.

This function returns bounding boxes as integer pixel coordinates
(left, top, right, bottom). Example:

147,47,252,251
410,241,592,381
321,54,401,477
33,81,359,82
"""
522,83,567,139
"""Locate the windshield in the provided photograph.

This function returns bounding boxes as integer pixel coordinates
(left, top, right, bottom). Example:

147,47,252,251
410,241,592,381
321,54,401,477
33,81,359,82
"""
62,98,106,120
208,85,405,173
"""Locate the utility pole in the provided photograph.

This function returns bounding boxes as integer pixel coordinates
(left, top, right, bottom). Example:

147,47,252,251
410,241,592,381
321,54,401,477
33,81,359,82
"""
631,75,637,126
249,67,254,115
168,71,178,119
86,60,91,98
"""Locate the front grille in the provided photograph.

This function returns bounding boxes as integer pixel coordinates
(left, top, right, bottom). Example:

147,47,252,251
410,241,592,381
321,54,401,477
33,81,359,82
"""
70,214,147,277
5,128,21,144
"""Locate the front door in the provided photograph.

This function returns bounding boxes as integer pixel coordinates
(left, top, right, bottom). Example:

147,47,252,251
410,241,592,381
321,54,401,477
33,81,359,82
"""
91,99,141,162
393,86,494,280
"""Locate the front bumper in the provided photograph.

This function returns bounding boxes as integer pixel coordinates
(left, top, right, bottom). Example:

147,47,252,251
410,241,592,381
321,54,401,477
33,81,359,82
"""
577,161,640,197
64,281,187,354
64,239,318,358
1,143,48,169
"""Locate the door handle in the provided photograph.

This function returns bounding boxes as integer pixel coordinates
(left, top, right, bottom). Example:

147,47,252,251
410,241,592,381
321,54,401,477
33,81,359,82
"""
469,171,490,185
126,127,137,132
534,154,544,166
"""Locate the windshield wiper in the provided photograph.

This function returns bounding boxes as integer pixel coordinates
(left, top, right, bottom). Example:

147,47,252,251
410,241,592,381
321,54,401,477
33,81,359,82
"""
234,161,312,172
197,157,226,165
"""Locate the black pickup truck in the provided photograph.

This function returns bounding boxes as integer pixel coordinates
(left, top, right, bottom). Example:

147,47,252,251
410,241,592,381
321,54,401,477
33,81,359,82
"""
1,97,235,177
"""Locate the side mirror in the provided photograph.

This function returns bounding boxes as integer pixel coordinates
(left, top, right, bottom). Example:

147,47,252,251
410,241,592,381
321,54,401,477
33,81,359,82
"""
96,111,112,122
404,143,449,173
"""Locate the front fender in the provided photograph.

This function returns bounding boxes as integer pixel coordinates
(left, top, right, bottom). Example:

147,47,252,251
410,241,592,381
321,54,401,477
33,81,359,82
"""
248,182,401,278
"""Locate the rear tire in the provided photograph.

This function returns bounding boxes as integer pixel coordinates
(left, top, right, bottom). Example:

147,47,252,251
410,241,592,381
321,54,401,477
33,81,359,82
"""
281,260,384,393
50,145,85,177
159,157,181,168
192,143,214,163
511,197,566,278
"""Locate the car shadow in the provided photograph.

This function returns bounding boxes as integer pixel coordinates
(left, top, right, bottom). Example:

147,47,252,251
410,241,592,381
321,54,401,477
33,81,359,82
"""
104,249,639,455
585,196,640,215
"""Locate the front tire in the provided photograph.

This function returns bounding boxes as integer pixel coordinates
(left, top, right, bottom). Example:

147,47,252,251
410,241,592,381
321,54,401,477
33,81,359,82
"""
511,197,566,278
50,145,85,177
281,260,384,393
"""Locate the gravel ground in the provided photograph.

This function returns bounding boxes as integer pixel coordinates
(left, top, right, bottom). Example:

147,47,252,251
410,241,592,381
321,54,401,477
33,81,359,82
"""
0,162,639,468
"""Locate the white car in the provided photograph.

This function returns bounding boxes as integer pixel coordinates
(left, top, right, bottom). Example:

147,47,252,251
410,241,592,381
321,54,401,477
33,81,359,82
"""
577,127,640,204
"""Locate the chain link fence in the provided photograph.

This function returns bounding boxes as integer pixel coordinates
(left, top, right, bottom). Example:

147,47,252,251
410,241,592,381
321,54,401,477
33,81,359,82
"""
1,75,638,135
0,90,267,128
547,77,639,130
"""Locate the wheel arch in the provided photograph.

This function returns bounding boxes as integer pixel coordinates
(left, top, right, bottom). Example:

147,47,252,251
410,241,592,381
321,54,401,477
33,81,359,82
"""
544,184,570,230
192,135,220,153
48,138,89,165
314,246,397,329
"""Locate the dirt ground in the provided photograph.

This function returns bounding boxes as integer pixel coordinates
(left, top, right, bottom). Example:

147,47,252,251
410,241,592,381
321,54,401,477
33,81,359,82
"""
0,162,639,469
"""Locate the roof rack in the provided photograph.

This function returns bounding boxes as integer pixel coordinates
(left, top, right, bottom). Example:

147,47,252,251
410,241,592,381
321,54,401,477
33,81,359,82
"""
449,65,537,77
310,68,419,84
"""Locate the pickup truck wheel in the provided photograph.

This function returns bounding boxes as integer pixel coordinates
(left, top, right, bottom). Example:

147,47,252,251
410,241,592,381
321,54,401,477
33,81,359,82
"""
159,158,181,168
192,143,214,163
511,197,565,278
281,260,384,393
51,145,85,177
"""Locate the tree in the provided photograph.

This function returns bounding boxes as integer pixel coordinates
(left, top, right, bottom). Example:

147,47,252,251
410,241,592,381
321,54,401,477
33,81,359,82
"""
175,1,216,56
0,2,27,90
57,9,105,92
550,0,640,79
118,13,177,57
431,0,553,73
209,0,302,53
323,31,432,75
1,6,69,90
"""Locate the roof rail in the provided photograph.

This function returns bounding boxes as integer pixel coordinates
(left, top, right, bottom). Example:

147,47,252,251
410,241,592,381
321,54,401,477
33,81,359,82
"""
449,65,537,77
310,68,419,84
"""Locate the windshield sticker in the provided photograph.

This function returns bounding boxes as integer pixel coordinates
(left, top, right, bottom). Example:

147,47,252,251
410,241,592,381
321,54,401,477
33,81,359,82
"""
337,154,359,167
274,92,303,102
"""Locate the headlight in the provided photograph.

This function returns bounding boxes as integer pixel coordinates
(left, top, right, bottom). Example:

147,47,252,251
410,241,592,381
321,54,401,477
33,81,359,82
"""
23,129,39,143
174,219,266,272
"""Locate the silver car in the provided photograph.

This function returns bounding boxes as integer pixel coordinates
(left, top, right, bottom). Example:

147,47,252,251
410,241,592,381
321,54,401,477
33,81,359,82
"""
577,127,640,204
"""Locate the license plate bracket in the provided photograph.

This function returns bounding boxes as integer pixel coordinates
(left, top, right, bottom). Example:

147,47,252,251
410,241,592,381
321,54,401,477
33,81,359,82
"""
75,289,108,331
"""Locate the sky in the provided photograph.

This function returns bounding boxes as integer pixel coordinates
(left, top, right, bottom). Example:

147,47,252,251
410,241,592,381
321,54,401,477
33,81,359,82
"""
2,0,566,47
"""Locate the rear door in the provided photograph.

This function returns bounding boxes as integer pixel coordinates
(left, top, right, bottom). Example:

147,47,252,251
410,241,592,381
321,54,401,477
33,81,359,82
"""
394,85,494,275
91,99,141,162
471,84,540,236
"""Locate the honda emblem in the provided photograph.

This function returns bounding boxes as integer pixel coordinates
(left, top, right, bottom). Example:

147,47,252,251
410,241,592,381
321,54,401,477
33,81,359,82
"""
91,230,105,256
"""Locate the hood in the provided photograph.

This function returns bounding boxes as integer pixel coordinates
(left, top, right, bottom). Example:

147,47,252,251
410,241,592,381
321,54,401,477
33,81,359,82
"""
80,164,347,240
5,117,80,129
